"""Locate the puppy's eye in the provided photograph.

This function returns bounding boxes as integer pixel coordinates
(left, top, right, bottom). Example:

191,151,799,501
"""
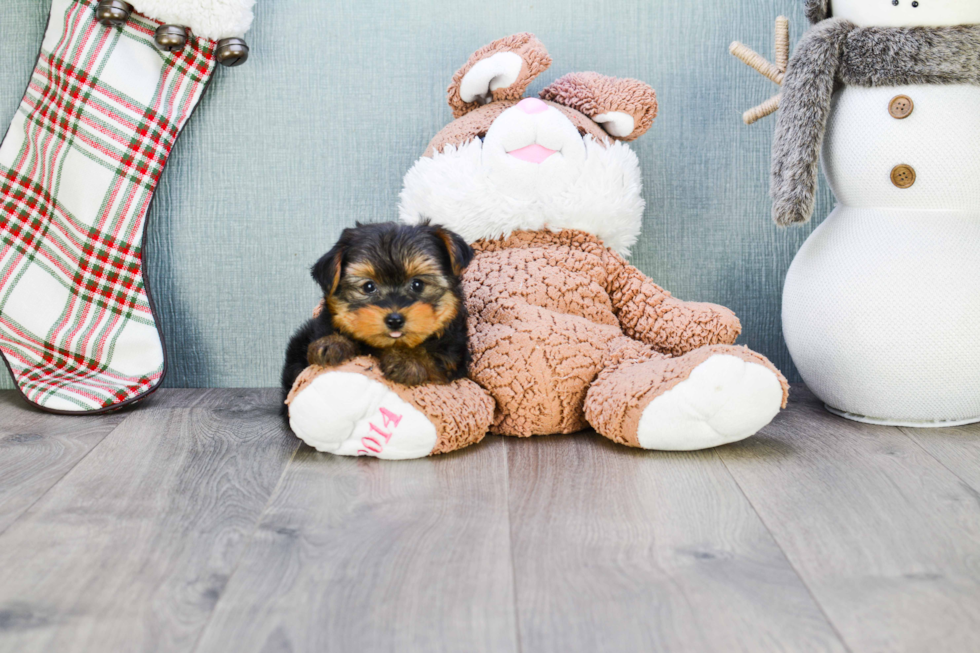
363,281,377,294
411,279,424,293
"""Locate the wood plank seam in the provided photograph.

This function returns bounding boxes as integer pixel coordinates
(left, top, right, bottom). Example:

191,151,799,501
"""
716,451,856,653
190,442,302,653
0,414,130,539
0,391,301,652
503,438,525,653
899,427,980,493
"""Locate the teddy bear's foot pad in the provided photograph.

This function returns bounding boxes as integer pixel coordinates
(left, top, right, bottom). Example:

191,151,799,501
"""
637,354,783,451
288,372,437,459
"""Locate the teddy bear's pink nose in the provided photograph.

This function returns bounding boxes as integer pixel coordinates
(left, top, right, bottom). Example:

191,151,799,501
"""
517,97,548,114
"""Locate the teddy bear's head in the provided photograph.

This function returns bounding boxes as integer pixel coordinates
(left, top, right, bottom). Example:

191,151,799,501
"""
398,33,658,255
806,0,980,26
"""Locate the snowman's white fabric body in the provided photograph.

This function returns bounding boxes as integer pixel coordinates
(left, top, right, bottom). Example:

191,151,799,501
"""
781,1,980,425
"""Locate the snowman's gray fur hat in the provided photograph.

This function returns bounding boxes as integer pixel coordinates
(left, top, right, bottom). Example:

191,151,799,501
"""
805,0,830,23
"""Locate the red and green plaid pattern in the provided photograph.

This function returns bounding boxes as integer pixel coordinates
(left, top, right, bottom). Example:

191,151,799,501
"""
0,0,216,412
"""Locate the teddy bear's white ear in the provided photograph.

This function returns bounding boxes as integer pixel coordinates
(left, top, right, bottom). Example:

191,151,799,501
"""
447,33,552,119
593,112,636,139
458,52,525,105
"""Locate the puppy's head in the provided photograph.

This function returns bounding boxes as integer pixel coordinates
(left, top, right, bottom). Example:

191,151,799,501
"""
313,221,473,349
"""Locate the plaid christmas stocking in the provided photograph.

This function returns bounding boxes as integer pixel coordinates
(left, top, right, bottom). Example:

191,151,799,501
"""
0,0,253,413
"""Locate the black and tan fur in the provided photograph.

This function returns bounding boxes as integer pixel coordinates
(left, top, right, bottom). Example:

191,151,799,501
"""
281,221,473,403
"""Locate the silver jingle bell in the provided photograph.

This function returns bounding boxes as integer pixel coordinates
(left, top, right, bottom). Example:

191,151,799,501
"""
95,0,133,27
215,38,249,67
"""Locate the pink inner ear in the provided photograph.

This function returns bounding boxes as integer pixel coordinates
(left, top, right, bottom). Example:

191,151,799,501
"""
508,143,557,164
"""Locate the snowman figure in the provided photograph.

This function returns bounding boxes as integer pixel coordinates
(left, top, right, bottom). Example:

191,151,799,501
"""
757,0,980,426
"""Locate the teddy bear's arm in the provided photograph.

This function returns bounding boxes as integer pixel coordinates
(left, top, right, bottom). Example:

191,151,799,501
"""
605,251,741,357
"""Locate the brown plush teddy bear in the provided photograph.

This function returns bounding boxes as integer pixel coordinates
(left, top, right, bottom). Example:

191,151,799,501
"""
286,34,788,459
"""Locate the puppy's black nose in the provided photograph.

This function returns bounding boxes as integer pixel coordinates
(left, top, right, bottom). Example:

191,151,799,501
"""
385,313,406,330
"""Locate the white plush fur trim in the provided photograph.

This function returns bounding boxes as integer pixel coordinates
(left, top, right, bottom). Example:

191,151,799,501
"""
130,0,255,40
398,136,645,256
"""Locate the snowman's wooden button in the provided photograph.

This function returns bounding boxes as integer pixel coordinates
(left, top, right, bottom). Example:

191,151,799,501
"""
891,164,916,189
889,95,914,119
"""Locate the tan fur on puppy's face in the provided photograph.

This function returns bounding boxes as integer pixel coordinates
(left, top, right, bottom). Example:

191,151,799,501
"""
327,252,460,349
403,255,441,280
331,296,459,349
396,292,460,348
330,304,394,348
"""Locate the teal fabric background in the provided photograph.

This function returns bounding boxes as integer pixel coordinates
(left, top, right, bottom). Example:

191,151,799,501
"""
0,0,832,389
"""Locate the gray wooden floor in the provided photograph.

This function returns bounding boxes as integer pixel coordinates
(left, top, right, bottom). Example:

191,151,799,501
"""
1,386,980,653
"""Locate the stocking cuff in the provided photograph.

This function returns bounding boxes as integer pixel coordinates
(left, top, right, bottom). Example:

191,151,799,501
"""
129,0,256,40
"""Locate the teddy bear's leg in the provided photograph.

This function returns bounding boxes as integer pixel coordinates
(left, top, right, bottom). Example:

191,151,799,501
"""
285,357,495,459
584,344,789,451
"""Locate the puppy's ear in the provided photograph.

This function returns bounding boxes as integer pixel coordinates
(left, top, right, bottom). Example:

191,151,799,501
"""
311,242,345,297
432,226,474,276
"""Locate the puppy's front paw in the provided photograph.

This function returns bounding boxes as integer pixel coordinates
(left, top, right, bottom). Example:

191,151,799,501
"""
381,358,429,386
379,349,436,386
308,335,359,367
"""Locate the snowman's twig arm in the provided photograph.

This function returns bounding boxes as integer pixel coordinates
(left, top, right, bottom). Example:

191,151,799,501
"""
775,16,790,72
730,42,784,86
744,93,782,126
730,17,790,125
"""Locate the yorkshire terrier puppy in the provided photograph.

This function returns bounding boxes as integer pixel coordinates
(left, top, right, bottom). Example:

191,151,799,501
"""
281,221,474,402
